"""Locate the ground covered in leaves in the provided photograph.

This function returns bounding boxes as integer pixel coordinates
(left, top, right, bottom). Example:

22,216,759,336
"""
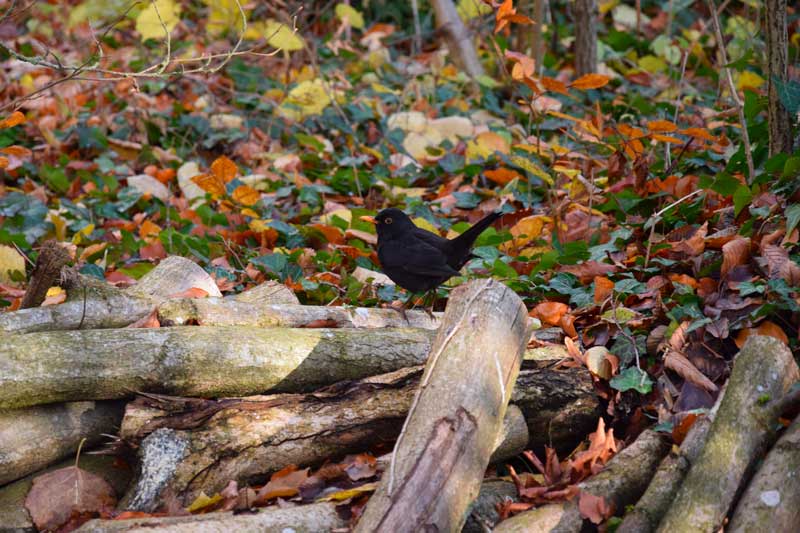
1,0,800,528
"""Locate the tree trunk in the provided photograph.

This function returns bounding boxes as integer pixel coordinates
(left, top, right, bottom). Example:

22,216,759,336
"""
354,279,530,532
573,0,597,75
430,0,485,78
766,0,793,155
656,336,800,533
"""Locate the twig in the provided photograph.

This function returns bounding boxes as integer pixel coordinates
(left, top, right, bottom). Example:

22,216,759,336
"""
706,0,755,181
666,49,689,168
410,0,423,55
643,188,704,268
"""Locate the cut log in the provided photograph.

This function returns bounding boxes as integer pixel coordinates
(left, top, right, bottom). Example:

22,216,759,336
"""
494,430,670,532
157,299,441,329
116,365,555,511
616,386,725,533
656,335,800,533
354,279,530,532
0,326,435,409
0,401,124,485
76,502,346,533
727,412,800,532
463,478,517,533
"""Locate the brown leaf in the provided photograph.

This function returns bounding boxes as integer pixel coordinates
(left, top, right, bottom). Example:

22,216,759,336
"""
671,221,708,256
344,454,378,481
594,276,614,303
127,308,160,328
664,350,719,392
255,466,309,502
578,491,614,524
24,466,116,531
558,261,616,283
168,287,209,299
721,237,750,278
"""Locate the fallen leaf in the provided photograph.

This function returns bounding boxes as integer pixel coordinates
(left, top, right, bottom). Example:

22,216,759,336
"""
530,301,569,326
578,491,614,524
256,466,309,502
721,237,750,278
734,321,789,348
664,350,718,392
570,73,611,90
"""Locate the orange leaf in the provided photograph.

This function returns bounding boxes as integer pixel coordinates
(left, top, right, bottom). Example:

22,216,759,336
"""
646,119,678,133
232,184,260,206
720,237,750,278
578,492,615,524
0,156,8,169
210,155,237,183
1,145,32,158
667,273,698,288
530,301,569,326
484,167,523,185
504,13,534,24
168,287,210,299
651,133,684,144
594,276,614,303
734,321,789,348
139,220,162,240
540,76,569,95
0,111,25,129
155,168,176,183
679,127,715,141
570,73,611,90
311,223,345,244
191,173,226,195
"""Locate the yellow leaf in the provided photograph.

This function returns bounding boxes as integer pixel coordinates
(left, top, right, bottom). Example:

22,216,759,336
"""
412,217,438,234
278,79,332,120
317,482,378,502
135,0,181,42
335,3,365,29
240,207,260,218
509,215,552,248
553,165,580,178
264,19,305,51
737,70,765,90
249,219,271,233
79,242,108,262
638,55,667,73
0,244,25,285
319,208,352,225
232,184,260,206
457,0,493,19
205,0,245,37
465,131,510,162
72,224,95,245
49,212,67,241
570,73,611,90
510,154,552,185
0,111,25,129
186,492,223,513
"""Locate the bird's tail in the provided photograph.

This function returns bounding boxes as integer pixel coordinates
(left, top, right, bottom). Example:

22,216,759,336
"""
451,211,502,249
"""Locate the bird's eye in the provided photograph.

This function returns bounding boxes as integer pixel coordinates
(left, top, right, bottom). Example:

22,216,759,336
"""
385,217,393,224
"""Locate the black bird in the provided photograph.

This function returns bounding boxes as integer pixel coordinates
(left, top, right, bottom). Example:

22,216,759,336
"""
361,208,501,310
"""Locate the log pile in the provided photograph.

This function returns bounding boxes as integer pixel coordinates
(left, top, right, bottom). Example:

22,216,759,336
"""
1,255,798,533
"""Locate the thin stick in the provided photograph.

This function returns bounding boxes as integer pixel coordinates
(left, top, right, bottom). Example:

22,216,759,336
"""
644,188,704,268
706,0,755,181
410,0,423,55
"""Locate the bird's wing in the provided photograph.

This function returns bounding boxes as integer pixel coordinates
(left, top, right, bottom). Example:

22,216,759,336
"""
380,238,459,278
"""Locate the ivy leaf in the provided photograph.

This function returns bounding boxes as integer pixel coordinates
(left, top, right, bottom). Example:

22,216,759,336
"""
609,367,653,394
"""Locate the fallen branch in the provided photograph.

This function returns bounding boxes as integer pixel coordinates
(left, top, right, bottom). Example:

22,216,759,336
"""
0,326,435,409
20,240,70,309
656,335,799,532
354,279,530,532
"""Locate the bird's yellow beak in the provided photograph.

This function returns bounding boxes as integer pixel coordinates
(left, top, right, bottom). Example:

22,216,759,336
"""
360,215,377,225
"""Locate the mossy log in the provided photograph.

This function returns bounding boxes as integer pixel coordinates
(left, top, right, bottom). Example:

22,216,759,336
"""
0,326,435,409
656,335,800,533
616,385,725,533
354,279,530,533
727,412,800,532
0,401,125,485
494,430,670,532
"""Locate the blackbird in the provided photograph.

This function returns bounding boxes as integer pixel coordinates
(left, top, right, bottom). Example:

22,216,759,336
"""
361,207,501,298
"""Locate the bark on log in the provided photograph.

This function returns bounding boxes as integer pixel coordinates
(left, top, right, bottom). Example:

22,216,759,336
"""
430,0,485,78
76,502,346,533
354,279,530,533
727,412,800,532
463,479,517,533
0,326,435,409
494,430,670,532
20,240,71,309
0,401,124,486
616,386,725,533
157,299,441,329
498,430,669,532
656,336,800,533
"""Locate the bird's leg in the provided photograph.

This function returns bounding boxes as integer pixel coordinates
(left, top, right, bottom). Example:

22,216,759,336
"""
389,292,414,323
423,289,437,320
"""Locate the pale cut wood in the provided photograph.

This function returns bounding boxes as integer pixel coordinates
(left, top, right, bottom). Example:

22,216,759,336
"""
0,401,124,485
157,299,441,329
656,336,800,533
76,502,346,533
0,326,434,409
493,430,669,533
354,279,530,532
727,412,800,532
